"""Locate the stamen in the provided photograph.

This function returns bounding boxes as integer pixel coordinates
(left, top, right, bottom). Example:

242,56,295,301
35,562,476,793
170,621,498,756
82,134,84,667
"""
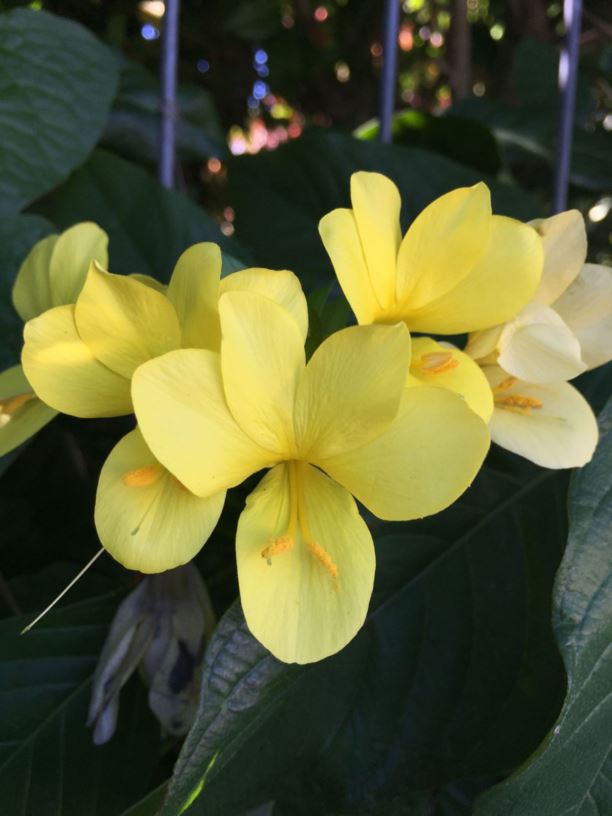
262,535,294,563
493,376,518,392
122,464,162,487
261,462,299,564
495,394,543,410
417,351,459,375
0,393,35,425
307,540,339,578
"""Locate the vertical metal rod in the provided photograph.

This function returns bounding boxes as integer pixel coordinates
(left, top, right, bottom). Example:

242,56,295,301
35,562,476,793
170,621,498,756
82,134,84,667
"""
379,0,401,144
159,0,180,189
552,0,583,214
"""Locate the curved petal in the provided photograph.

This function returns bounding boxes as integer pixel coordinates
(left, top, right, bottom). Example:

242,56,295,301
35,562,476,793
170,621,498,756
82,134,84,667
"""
497,303,586,382
0,365,57,456
75,263,181,378
409,337,494,422
12,234,59,321
404,216,543,334
294,323,411,460
350,171,401,311
22,305,132,418
130,273,167,293
132,349,276,497
318,386,490,521
396,183,491,310
554,263,612,370
95,429,225,573
319,208,382,324
220,267,309,342
485,365,598,469
464,325,503,363
167,242,221,351
49,222,109,307
220,291,303,457
531,210,586,305
236,462,375,664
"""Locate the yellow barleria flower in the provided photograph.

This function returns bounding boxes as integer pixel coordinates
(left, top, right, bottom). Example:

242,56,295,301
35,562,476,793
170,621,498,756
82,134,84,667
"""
1,223,108,456
319,171,543,334
132,290,490,663
21,242,307,571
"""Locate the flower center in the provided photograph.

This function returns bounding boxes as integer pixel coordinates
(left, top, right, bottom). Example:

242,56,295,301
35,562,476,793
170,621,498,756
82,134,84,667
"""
414,350,459,375
0,392,35,427
261,460,338,578
493,376,543,414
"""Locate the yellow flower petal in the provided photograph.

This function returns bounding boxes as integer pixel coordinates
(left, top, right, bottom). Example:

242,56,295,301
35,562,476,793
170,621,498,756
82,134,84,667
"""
318,208,381,324
219,291,304,456
220,267,309,342
130,273,167,293
485,365,598,468
132,349,276,497
12,234,58,321
22,305,132,417
396,183,491,311
95,428,225,573
350,171,401,310
497,303,586,382
464,325,503,363
409,337,493,422
554,263,612,371
236,461,375,664
318,386,490,520
75,263,181,378
531,210,586,306
404,216,543,333
294,323,411,459
167,242,221,350
48,222,109,307
0,365,57,456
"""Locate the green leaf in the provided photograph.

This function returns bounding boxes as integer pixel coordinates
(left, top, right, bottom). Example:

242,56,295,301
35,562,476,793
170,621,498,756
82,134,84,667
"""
0,8,119,217
162,464,567,816
474,397,612,816
34,149,249,283
228,129,541,290
0,594,161,816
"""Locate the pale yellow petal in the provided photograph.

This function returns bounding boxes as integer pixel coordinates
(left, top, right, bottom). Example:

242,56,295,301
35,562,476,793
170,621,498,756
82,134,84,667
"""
485,365,598,469
132,349,276,497
220,267,309,342
319,208,381,324
464,325,503,363
404,216,543,333
12,235,59,321
95,429,225,573
0,365,57,456
396,183,491,310
75,263,181,378
318,386,490,520
497,303,586,382
409,337,493,422
167,242,221,350
49,222,109,307
294,323,411,459
236,462,375,664
130,273,167,293
531,210,586,305
350,171,401,311
554,263,612,370
219,291,303,456
22,305,132,417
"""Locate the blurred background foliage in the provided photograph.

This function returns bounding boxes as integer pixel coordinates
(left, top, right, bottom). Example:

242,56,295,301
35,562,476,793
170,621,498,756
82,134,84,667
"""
0,1,611,815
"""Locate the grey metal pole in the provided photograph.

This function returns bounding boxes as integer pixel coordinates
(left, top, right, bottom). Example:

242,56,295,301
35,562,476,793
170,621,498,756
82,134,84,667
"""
552,0,583,214
159,0,180,189
379,0,401,144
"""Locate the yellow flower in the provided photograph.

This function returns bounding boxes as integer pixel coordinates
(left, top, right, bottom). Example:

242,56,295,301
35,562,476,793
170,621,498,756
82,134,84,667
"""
1,223,108,456
132,289,490,663
22,243,306,572
465,210,608,468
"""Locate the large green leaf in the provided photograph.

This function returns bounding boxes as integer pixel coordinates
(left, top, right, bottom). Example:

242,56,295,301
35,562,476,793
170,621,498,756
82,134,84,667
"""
228,129,540,289
162,463,567,816
475,397,612,816
0,594,161,815
35,149,248,283
0,9,119,217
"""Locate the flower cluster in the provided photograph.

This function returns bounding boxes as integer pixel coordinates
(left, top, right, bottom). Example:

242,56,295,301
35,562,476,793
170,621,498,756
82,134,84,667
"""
1,172,610,663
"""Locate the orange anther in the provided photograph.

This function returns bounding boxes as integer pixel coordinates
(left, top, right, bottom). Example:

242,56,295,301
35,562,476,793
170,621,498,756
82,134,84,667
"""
122,465,162,487
307,540,338,578
417,351,459,375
